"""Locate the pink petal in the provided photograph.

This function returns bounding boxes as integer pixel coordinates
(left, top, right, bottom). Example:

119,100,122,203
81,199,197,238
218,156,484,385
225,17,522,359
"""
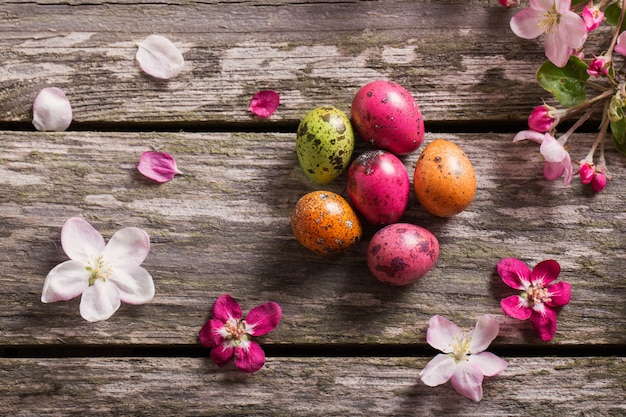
101,227,150,268
32,87,72,132
79,280,121,322
615,32,626,56
512,130,547,144
137,151,182,183
561,153,573,185
426,315,462,353
245,302,282,336
198,319,226,348
248,90,280,118
544,30,572,68
545,281,571,307
61,217,106,263
210,344,235,367
468,352,508,377
543,160,565,181
559,11,588,49
136,35,184,79
450,360,484,402
501,295,533,320
497,258,531,290
419,354,456,387
234,341,266,373
467,315,500,354
212,294,242,322
510,8,544,40
530,307,558,341
107,265,154,305
531,259,561,286
41,260,90,302
540,135,567,162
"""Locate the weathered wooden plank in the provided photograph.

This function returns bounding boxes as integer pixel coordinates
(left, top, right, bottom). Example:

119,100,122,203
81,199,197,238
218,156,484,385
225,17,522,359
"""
0,356,624,416
0,0,607,125
1,131,624,345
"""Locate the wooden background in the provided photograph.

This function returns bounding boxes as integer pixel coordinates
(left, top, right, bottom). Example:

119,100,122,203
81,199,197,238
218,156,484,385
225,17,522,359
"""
1,1,625,415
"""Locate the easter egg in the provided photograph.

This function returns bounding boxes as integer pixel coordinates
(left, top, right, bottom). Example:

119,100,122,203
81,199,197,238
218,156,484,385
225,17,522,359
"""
367,223,439,286
296,106,355,184
291,191,362,255
347,150,410,225
413,139,476,217
351,80,425,155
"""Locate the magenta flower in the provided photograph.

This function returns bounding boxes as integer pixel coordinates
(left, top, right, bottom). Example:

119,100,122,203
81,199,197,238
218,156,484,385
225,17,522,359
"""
591,171,607,192
578,161,595,185
32,87,72,132
497,258,571,342
528,103,559,132
582,5,604,32
248,90,280,118
587,55,610,77
510,0,587,67
199,294,282,373
137,151,182,183
419,315,508,402
513,130,573,185
41,217,154,322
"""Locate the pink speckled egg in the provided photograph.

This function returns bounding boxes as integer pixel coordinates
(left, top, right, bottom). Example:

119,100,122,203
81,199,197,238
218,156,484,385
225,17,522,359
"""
367,223,439,286
347,150,410,225
351,80,425,155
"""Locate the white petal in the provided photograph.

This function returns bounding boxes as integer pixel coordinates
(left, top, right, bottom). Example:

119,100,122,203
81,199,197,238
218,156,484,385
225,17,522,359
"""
468,352,508,377
450,360,484,402
136,35,184,79
60,217,106,263
79,280,121,322
426,315,462,353
32,87,72,132
101,227,150,268
467,315,500,353
540,136,567,162
108,266,155,305
419,354,456,387
41,260,89,302
512,130,546,144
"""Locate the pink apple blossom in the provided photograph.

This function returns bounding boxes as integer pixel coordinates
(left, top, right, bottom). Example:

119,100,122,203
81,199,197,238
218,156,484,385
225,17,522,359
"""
248,90,280,118
513,130,573,185
199,294,282,373
497,258,571,342
510,0,588,67
419,315,508,402
582,5,604,31
41,217,154,322
138,151,182,183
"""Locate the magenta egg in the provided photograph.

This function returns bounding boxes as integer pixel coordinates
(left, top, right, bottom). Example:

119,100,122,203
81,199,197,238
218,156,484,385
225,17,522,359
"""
367,223,439,286
347,150,410,225
351,80,425,155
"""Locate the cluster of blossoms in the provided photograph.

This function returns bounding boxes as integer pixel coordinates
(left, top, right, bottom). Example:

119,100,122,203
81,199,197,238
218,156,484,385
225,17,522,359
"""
501,0,626,192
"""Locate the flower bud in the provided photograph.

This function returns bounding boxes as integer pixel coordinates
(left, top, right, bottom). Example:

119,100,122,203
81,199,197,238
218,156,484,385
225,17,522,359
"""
591,172,607,192
528,104,556,132
498,0,519,7
582,5,604,32
579,162,594,185
587,56,610,77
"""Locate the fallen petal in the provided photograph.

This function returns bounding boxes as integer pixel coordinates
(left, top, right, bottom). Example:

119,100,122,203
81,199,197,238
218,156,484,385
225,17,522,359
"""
137,151,182,183
248,90,280,118
136,35,184,79
32,87,72,131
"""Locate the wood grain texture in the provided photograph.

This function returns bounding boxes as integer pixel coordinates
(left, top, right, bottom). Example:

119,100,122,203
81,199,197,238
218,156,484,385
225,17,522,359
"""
1,356,625,416
1,131,624,345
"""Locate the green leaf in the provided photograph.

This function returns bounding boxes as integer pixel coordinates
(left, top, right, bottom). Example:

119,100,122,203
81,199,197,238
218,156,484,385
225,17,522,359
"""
604,4,626,31
611,118,626,155
536,56,590,107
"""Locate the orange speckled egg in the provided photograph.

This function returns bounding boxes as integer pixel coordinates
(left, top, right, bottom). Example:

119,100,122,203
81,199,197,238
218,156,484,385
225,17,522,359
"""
413,139,476,217
291,191,362,254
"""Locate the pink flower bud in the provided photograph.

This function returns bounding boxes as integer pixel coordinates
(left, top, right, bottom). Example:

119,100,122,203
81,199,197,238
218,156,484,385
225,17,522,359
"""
582,5,604,32
591,172,607,192
498,0,519,8
579,162,594,185
528,104,556,132
587,56,610,77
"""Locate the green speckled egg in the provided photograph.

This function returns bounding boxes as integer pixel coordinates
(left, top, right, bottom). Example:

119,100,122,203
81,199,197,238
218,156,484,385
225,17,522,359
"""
296,106,355,184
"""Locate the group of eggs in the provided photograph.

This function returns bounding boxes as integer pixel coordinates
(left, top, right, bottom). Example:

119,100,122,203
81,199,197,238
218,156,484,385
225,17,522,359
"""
290,80,477,285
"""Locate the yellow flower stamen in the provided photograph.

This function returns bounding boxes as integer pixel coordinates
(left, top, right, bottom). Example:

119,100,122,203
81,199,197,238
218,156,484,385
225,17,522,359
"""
85,255,112,285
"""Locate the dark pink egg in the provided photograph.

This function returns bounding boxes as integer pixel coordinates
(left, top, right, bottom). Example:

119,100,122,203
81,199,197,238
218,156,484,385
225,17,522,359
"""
351,80,425,155
367,223,439,286
347,150,410,225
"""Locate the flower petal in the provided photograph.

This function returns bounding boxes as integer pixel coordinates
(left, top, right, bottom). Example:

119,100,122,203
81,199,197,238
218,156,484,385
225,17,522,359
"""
543,161,565,181
615,31,626,56
501,295,533,320
512,130,547,144
559,11,588,50
79,280,121,322
212,294,242,322
531,259,561,286
210,344,235,367
41,260,90,302
544,31,572,68
136,34,184,79
107,266,155,305
101,227,150,268
32,87,72,132
137,151,182,183
545,281,571,307
245,302,282,336
510,8,543,40
426,315,462,353
540,135,567,162
234,341,266,373
248,90,280,118
61,217,106,263
530,307,558,341
198,319,226,348
419,353,456,387
467,315,500,353
468,352,508,377
450,360,484,402
497,258,531,290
